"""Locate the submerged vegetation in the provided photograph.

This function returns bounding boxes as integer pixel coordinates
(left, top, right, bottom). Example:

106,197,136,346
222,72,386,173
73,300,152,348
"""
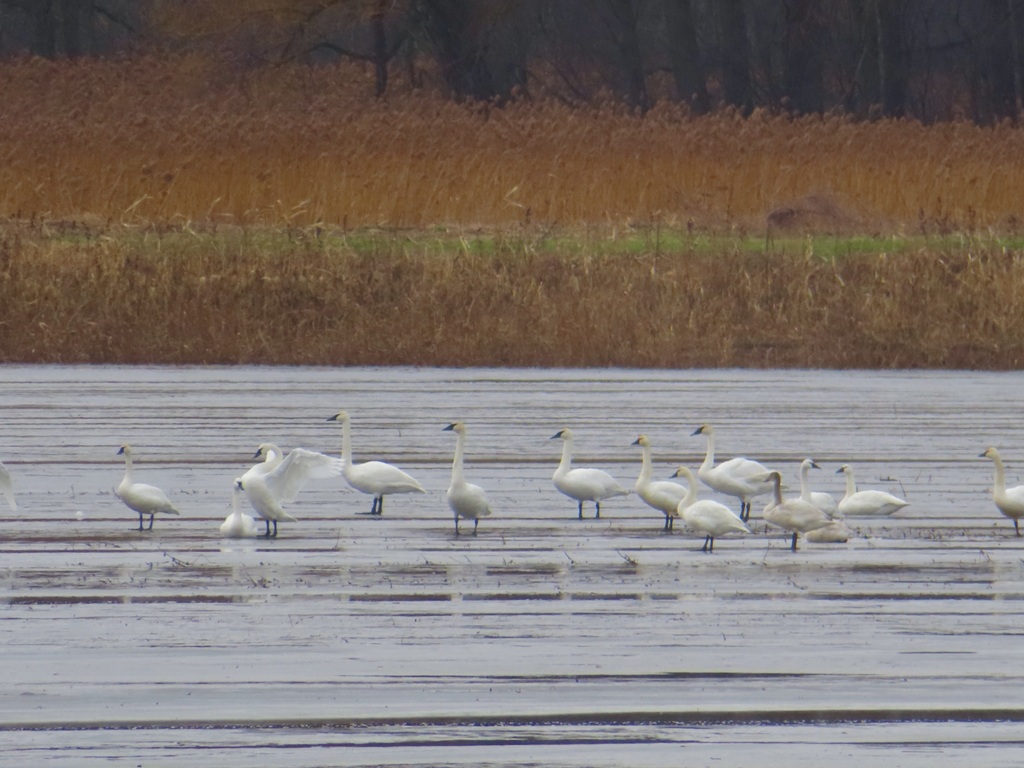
1,56,1023,369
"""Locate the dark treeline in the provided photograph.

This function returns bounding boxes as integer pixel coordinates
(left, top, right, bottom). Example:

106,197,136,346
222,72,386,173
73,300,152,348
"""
2,0,1023,124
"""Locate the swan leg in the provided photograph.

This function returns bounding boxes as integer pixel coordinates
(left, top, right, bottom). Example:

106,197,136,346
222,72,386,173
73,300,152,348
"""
790,532,798,551
137,513,144,531
741,501,750,522
454,515,460,535
701,535,711,553
270,520,279,538
663,516,670,532
147,513,155,531
473,518,479,535
261,519,273,538
595,502,601,519
577,501,583,519
1015,519,1021,537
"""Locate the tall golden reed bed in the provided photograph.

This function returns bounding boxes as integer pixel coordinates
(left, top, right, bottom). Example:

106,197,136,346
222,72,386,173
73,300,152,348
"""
2,56,1023,368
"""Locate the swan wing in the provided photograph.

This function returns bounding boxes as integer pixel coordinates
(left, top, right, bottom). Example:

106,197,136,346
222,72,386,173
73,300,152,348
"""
764,499,831,533
838,490,908,516
265,448,344,503
347,460,425,496
448,482,492,519
118,482,180,515
0,462,15,511
683,501,750,536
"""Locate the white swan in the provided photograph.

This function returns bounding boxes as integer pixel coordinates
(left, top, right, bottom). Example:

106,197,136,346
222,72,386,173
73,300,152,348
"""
115,444,180,531
444,421,492,535
980,447,1024,536
798,459,839,517
763,471,833,550
631,435,687,531
239,445,342,538
835,464,909,517
691,423,774,521
672,465,750,552
0,460,16,511
327,410,426,515
551,428,630,519
220,479,259,538
804,519,852,544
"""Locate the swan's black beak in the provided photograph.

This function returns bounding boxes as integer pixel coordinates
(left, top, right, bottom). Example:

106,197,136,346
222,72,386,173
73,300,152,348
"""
690,426,704,436
631,437,641,445
326,414,339,422
443,423,456,432
235,479,244,491
550,430,564,440
810,460,821,469
252,448,262,459
117,446,125,455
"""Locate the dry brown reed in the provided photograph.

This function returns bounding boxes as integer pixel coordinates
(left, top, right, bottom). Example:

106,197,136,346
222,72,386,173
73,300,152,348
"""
2,56,1024,231
2,219,1023,369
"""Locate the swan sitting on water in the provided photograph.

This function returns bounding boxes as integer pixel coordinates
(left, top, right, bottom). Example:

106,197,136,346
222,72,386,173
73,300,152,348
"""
672,466,750,552
0,461,15,510
443,421,492,535
220,479,259,538
239,445,342,538
980,447,1024,536
631,435,687,531
551,428,630,519
798,459,839,517
763,471,833,551
115,444,181,531
327,411,426,515
691,424,775,522
835,464,909,517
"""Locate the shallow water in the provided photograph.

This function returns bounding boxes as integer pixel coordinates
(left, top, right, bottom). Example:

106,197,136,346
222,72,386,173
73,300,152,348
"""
2,365,1024,766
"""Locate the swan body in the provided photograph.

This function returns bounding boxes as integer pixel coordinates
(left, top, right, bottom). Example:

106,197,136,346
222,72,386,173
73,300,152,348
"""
835,464,909,517
444,421,492,535
327,411,426,515
672,465,750,552
220,479,259,538
763,471,833,550
551,428,629,519
691,423,774,522
631,435,687,531
798,459,839,517
0,461,15,511
804,519,852,543
980,447,1024,535
115,444,180,531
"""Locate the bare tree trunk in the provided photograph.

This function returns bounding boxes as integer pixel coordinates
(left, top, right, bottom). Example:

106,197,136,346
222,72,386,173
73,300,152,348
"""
782,0,825,114
719,0,752,112
665,0,709,112
876,0,907,117
606,0,648,111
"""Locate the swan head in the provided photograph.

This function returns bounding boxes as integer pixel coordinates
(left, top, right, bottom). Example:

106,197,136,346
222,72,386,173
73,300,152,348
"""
234,478,245,493
444,421,466,435
326,410,349,424
981,447,1001,461
766,470,782,487
836,464,852,475
117,443,132,456
691,424,713,437
671,466,696,482
631,434,650,448
253,443,281,461
801,459,821,471
551,428,572,441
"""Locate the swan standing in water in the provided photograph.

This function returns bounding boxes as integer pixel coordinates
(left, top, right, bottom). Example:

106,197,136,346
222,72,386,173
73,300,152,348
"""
551,428,630,519
115,444,180,531
0,461,15,510
631,435,687,531
763,471,833,551
444,421,492,535
798,459,839,517
980,447,1024,536
691,424,774,522
220,479,259,538
239,445,343,538
671,466,750,552
835,464,909,517
327,411,426,515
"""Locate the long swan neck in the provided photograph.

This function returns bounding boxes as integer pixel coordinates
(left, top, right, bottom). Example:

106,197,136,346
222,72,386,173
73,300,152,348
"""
557,438,573,474
771,475,783,505
451,430,466,484
843,469,857,499
679,468,698,509
340,417,353,468
700,432,715,472
637,444,652,486
991,456,1006,494
799,464,811,501
121,452,134,482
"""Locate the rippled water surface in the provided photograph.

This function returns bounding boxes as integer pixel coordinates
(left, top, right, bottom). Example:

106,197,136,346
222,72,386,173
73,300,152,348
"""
3,365,1024,766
